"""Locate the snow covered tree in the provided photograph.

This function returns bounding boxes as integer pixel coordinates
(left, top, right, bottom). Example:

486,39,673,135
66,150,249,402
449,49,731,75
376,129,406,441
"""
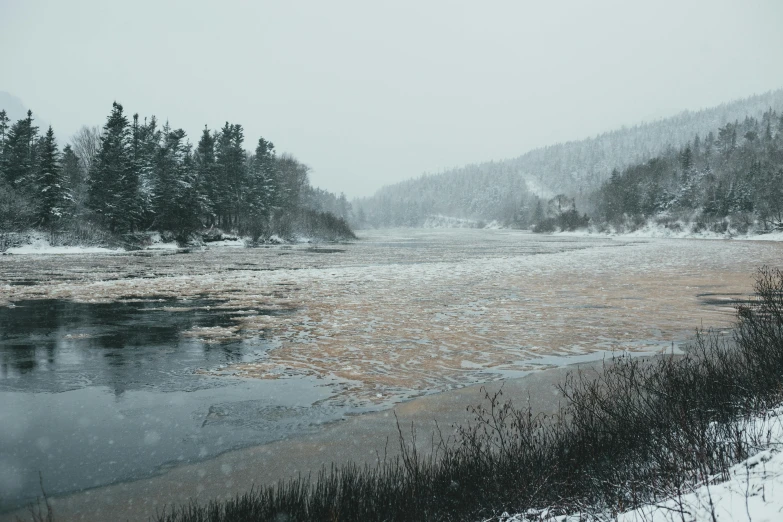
61,144,85,206
194,126,217,226
71,125,101,175
2,110,39,187
214,123,246,229
152,127,203,241
88,102,140,232
244,136,277,238
37,126,72,227
0,109,9,179
276,154,309,211
130,114,160,226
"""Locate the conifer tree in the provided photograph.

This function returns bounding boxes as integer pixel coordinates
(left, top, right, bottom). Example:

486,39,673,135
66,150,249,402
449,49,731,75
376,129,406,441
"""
37,126,72,227
2,110,39,187
214,123,245,228
0,110,8,146
153,124,183,228
194,126,217,226
245,137,277,238
153,127,203,240
0,109,9,179
61,144,84,206
88,102,139,232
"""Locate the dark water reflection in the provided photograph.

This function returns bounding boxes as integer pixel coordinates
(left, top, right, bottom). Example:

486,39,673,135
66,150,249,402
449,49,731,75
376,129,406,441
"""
0,298,253,393
0,299,342,511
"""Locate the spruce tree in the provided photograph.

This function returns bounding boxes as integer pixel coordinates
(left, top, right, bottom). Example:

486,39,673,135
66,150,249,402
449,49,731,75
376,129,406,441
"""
0,109,9,179
2,110,39,187
245,137,277,238
88,102,138,232
194,126,217,226
170,146,204,242
153,127,203,241
0,110,9,146
61,144,84,206
153,123,183,229
37,126,72,227
214,123,245,229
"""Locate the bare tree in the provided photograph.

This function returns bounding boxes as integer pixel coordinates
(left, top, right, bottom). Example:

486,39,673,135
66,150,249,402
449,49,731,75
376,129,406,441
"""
70,125,101,174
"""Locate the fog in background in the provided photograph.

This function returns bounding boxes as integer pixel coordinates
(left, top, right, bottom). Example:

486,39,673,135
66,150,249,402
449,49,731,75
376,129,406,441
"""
2,0,782,197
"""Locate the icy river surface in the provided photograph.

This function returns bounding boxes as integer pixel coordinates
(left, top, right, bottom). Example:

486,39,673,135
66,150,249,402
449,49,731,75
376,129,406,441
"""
1,229,781,510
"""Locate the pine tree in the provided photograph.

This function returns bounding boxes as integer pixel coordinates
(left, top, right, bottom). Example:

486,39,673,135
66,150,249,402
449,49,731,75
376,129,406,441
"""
0,109,9,179
194,126,217,226
37,126,72,227
153,124,183,229
88,102,139,232
170,146,204,241
153,127,203,241
243,137,277,239
138,115,161,227
214,123,246,229
2,110,39,187
0,110,9,146
61,144,84,206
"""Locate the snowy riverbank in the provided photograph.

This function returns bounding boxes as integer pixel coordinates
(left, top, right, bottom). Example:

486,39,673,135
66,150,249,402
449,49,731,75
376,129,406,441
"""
492,405,783,522
553,222,783,242
0,230,328,255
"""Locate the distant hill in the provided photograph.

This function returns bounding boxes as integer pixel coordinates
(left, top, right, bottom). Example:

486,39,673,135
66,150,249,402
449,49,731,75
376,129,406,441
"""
0,91,29,123
356,89,783,228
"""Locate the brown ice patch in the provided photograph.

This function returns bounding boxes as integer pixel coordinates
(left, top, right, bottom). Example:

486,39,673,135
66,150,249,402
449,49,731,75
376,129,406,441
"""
2,235,781,405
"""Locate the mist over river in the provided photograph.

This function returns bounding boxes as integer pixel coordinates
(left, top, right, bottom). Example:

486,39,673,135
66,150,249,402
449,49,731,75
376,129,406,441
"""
1,229,781,511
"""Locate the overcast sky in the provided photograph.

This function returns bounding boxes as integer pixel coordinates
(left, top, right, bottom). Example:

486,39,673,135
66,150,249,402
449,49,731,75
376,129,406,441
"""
2,0,783,198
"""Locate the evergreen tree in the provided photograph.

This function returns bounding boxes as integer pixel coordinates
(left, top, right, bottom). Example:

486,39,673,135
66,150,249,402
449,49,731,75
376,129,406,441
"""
37,126,72,227
245,137,277,238
0,109,9,179
61,144,84,206
153,127,203,240
88,102,139,232
214,123,245,228
170,147,204,241
0,110,8,146
194,126,217,225
2,110,39,187
153,124,183,228
680,145,693,171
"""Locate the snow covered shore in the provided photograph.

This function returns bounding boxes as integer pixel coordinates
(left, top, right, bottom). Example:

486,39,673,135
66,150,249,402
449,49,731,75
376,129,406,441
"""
554,222,783,242
0,231,319,255
489,406,783,522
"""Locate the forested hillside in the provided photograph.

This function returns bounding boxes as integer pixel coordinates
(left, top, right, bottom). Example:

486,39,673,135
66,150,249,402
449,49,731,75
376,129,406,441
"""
356,89,783,228
355,165,533,228
0,102,355,249
589,109,783,234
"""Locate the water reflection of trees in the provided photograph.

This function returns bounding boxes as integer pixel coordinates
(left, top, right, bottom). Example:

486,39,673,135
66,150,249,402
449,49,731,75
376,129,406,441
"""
0,299,248,391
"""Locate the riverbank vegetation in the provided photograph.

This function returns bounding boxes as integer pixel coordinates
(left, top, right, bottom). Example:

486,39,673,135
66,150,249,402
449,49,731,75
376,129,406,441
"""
589,109,783,235
136,266,783,521
0,103,355,250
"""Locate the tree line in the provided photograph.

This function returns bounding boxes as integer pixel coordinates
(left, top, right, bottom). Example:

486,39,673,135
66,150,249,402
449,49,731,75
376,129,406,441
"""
591,108,783,233
0,102,354,246
354,89,783,230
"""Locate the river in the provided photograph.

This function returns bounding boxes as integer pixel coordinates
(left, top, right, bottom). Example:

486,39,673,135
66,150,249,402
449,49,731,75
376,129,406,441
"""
1,229,781,514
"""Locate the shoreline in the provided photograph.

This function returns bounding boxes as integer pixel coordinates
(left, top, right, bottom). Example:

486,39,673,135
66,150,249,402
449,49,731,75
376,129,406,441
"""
2,358,619,522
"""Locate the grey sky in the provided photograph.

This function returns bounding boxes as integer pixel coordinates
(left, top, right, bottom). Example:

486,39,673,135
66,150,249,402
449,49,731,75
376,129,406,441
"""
2,0,783,198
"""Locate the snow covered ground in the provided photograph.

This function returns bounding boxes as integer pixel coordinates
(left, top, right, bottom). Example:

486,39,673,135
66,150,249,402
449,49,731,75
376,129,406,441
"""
491,406,783,522
3,233,122,254
622,440,783,522
555,221,783,241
